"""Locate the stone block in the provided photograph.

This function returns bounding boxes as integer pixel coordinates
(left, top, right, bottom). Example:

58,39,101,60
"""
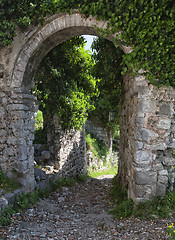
2,97,7,105
135,141,144,150
135,184,157,198
137,99,156,113
7,104,29,111
158,118,171,130
0,130,6,137
136,128,158,142
163,157,175,167
135,75,147,82
144,142,167,151
0,197,8,210
137,112,145,118
136,117,145,127
159,104,171,115
7,136,17,145
159,169,168,176
135,150,152,165
5,193,15,205
156,183,166,196
135,171,157,185
152,163,163,171
158,175,168,185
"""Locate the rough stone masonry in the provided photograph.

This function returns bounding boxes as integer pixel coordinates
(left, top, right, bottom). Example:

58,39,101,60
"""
0,12,175,203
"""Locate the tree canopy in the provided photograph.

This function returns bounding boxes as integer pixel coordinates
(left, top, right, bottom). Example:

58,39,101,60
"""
0,0,174,86
88,37,123,132
34,36,97,131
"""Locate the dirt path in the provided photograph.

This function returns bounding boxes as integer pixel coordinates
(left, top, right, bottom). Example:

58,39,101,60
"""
0,175,172,239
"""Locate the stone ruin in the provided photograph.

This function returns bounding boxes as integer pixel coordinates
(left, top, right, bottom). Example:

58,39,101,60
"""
0,12,175,203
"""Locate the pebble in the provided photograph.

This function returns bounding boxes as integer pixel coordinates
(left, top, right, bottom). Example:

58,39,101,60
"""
0,175,172,239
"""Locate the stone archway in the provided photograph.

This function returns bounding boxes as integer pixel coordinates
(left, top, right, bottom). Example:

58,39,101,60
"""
0,12,175,203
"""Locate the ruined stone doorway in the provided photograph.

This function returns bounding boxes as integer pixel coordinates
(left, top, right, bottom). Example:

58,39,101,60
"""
1,13,175,203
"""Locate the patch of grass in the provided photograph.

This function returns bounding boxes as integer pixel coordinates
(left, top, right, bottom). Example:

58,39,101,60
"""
109,198,134,219
89,166,117,178
76,174,89,182
0,170,20,193
134,190,175,219
86,132,109,161
50,177,76,191
109,177,134,219
110,177,175,220
0,206,15,226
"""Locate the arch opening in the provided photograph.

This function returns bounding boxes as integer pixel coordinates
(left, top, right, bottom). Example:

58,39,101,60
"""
10,13,130,195
32,34,122,189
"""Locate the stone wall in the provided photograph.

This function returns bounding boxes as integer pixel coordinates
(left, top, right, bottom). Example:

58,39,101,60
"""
0,88,37,192
118,70,175,203
86,119,111,147
46,114,87,178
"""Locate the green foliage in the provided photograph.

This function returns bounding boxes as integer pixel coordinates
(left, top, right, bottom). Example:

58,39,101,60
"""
34,36,97,131
167,223,175,239
34,128,47,144
110,178,128,205
76,174,89,182
89,167,117,178
89,38,123,131
50,177,76,191
109,178,134,219
0,170,19,192
85,132,109,161
34,110,47,144
0,0,174,88
109,198,134,219
134,190,175,219
14,193,30,211
0,206,15,226
35,110,43,130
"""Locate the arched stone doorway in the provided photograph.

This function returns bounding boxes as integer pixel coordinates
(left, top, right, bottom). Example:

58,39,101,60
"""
0,12,175,203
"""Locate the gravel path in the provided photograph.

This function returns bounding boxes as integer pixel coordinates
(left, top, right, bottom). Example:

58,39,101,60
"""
0,175,173,239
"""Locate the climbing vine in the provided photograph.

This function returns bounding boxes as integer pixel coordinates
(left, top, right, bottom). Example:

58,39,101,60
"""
0,0,174,87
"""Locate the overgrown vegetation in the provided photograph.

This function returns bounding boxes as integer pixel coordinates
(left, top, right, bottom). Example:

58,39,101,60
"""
35,110,43,130
34,36,97,131
0,170,20,193
34,110,47,144
0,0,174,88
88,38,123,133
89,167,117,178
86,132,110,161
110,177,175,220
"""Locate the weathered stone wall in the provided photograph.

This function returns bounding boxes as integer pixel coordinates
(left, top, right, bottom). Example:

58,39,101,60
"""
46,114,87,178
118,70,175,203
0,87,37,192
86,119,111,147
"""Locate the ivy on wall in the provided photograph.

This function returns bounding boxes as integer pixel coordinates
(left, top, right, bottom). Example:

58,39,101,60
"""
0,0,174,87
